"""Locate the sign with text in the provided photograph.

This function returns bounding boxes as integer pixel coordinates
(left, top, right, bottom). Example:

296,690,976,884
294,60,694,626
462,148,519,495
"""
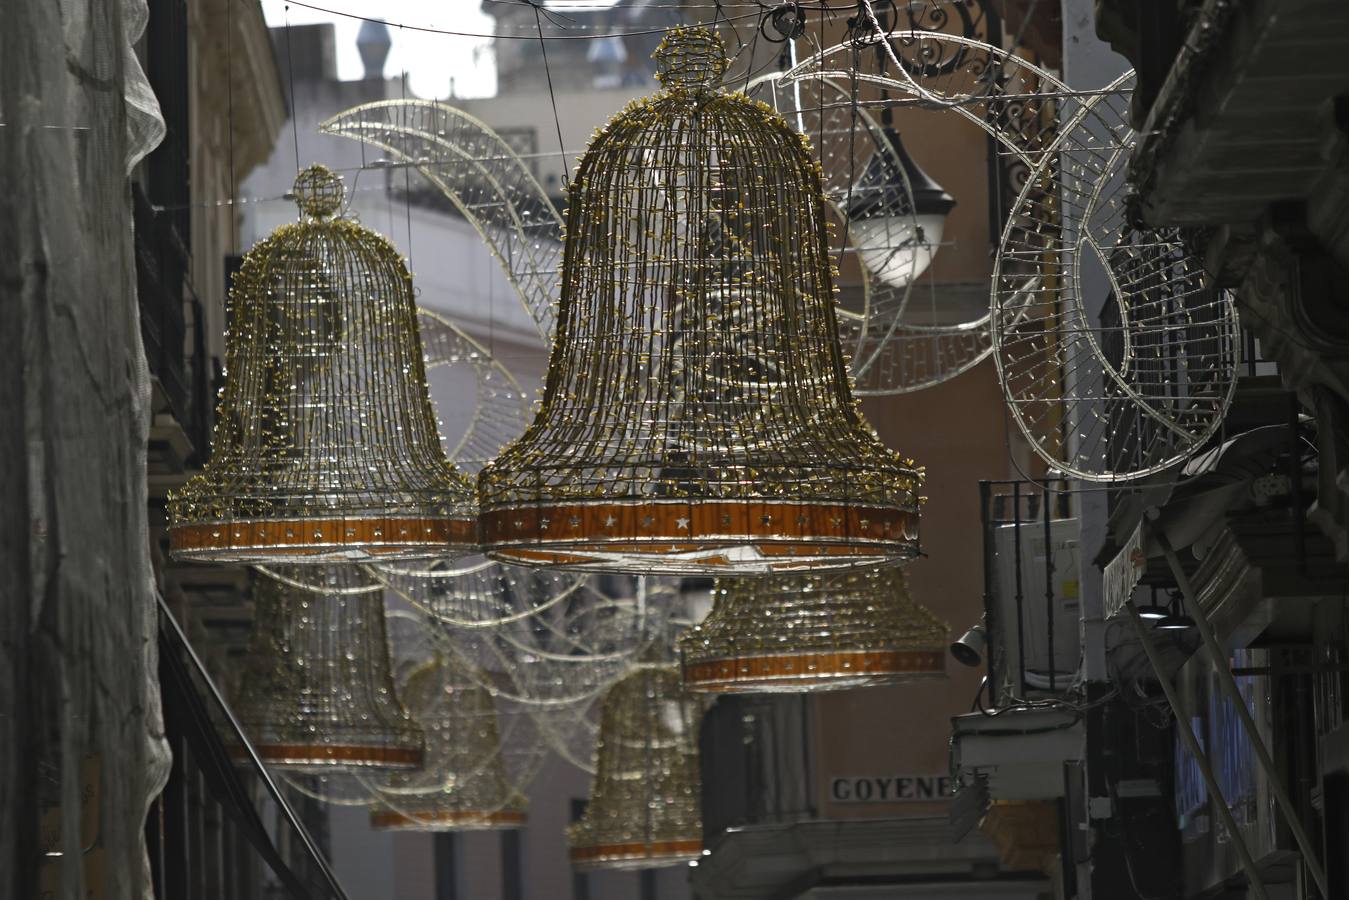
829,774,952,804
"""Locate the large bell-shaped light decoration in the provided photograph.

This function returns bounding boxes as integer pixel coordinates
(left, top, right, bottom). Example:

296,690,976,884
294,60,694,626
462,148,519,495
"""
168,164,477,562
679,566,947,693
846,126,955,289
478,27,922,575
370,652,527,831
568,662,703,870
233,567,424,770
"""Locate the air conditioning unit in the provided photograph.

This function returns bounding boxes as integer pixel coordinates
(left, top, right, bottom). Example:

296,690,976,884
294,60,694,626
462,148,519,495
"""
989,517,1081,696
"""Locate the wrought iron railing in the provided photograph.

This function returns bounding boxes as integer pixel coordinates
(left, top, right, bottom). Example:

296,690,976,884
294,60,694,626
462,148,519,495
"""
979,480,1080,706
149,599,349,900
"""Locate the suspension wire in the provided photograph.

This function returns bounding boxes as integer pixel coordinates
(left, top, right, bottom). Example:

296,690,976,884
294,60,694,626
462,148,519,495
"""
225,0,237,251
280,0,763,39
532,2,570,187
283,5,301,175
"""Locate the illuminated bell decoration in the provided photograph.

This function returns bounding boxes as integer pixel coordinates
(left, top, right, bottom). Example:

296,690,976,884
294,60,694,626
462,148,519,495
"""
680,566,947,693
370,652,527,831
478,27,922,574
568,663,702,870
168,164,477,562
234,567,424,770
846,127,956,289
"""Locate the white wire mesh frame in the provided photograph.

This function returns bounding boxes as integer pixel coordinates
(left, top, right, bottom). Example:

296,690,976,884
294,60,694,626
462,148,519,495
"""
319,101,564,343
990,70,1238,481
744,72,921,393
779,32,1079,394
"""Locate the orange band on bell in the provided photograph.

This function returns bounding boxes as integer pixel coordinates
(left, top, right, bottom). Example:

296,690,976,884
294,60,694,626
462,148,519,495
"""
683,649,946,691
170,516,477,556
570,838,703,864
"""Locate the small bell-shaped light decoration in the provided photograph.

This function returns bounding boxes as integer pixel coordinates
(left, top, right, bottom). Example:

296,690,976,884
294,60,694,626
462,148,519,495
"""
370,651,528,831
846,125,956,289
479,27,923,574
233,566,424,770
679,566,946,693
168,164,477,562
568,661,703,870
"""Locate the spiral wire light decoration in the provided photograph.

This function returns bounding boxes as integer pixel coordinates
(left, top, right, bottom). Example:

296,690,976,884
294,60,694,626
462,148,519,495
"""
568,660,703,870
369,650,528,831
479,27,922,574
319,102,564,341
233,566,424,771
992,72,1238,480
680,566,946,692
168,165,478,561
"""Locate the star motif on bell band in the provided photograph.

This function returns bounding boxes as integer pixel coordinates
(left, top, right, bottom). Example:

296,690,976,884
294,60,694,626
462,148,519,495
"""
569,516,581,528
642,515,655,527
604,515,617,528
760,514,773,526
540,518,551,531
676,517,690,530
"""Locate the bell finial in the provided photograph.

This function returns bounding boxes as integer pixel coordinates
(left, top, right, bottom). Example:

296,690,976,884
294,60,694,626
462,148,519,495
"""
654,26,727,90
294,163,345,219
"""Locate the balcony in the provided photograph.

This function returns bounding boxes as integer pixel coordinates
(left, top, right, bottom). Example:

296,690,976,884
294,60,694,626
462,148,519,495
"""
951,481,1084,804
134,183,215,488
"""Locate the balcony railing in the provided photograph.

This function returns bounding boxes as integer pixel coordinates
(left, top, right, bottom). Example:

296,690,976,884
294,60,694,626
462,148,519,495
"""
979,480,1080,707
149,598,348,900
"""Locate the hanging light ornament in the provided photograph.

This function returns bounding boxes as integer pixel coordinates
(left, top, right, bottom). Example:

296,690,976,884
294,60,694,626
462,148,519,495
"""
168,164,477,562
369,651,527,831
568,661,703,870
679,566,947,693
233,566,424,770
845,124,956,290
478,27,922,574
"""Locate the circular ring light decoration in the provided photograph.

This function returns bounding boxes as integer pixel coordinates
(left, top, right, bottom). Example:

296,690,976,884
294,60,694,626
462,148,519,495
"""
991,71,1238,481
168,166,478,562
478,27,923,575
232,566,423,772
679,566,947,693
779,31,1084,394
567,662,703,871
744,73,921,395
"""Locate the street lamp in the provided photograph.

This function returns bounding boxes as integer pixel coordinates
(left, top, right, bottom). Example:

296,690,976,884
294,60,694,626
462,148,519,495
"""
846,125,956,289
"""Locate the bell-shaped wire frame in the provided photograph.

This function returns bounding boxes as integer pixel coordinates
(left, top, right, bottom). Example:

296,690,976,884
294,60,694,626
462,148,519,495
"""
679,566,947,693
232,566,424,771
169,165,478,562
567,662,703,870
478,27,922,575
369,650,528,831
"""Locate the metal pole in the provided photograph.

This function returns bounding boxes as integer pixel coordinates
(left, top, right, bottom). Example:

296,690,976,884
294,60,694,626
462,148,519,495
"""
1153,528,1330,898
1013,482,1027,694
980,481,996,691
1043,483,1056,691
1122,601,1271,900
